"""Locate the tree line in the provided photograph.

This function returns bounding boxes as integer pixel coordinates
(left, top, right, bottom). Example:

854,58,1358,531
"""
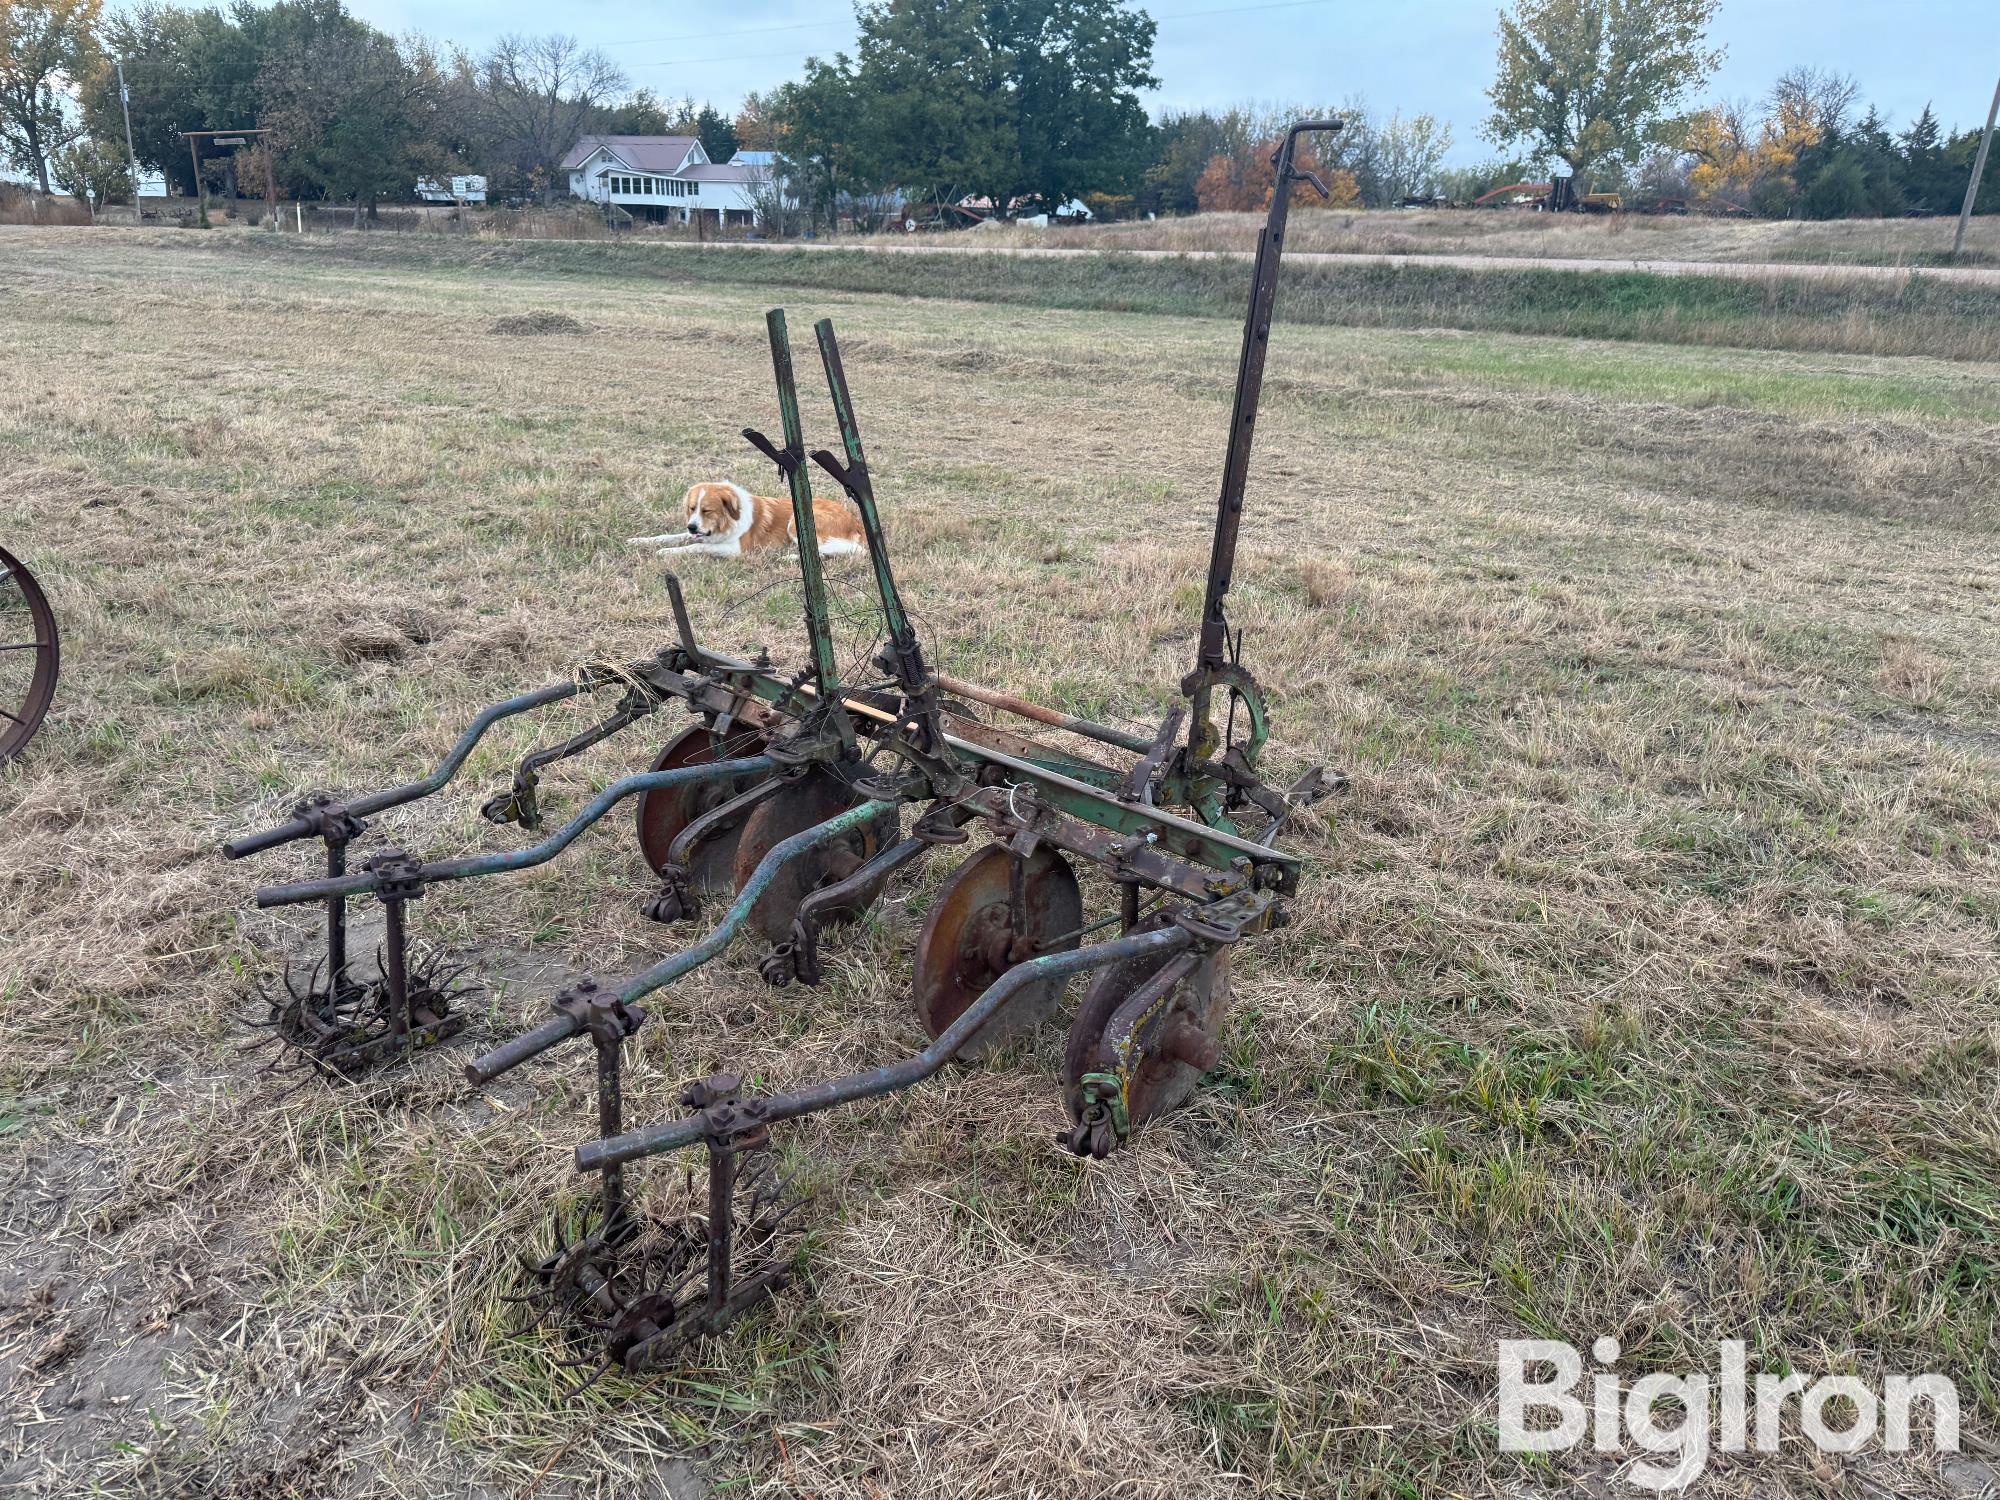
1477,0,1997,218
3,0,1994,225
3,0,1460,227
1,0,748,218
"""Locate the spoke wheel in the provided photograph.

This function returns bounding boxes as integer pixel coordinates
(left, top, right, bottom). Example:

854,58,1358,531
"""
730,770,901,946
0,547,59,765
1062,914,1230,1154
912,843,1082,1060
634,723,767,883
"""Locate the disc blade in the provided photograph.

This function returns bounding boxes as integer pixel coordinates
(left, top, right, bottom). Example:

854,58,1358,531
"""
730,770,901,946
1062,913,1230,1135
634,722,767,879
912,843,1082,1059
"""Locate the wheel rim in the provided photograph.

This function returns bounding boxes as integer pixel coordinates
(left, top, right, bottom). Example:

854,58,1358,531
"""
912,843,1082,1059
634,723,766,880
729,770,901,946
0,547,59,765
1062,913,1230,1134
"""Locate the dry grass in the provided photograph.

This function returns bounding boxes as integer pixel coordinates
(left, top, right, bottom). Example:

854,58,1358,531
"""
0,188,90,227
956,204,2000,266
1,225,1996,1498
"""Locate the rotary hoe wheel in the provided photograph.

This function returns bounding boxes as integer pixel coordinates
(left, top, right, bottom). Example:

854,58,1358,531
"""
634,723,768,885
912,843,1083,1060
730,769,902,946
0,546,60,765
1061,913,1231,1158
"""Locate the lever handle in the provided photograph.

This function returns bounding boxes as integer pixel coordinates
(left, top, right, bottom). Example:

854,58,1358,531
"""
807,448,855,493
739,426,794,473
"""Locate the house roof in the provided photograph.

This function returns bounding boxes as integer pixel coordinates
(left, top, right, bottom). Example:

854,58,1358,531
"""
561,135,700,173
678,162,760,183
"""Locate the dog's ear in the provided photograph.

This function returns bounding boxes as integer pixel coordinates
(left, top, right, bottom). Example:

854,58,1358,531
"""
719,487,742,522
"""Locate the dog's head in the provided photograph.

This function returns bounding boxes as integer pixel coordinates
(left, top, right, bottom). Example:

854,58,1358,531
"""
683,482,745,539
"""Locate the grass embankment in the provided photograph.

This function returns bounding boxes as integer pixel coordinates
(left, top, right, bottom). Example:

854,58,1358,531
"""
150,227,2000,362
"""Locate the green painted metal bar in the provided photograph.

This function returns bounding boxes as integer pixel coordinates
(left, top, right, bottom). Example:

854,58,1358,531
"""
812,318,914,655
659,643,1286,874
615,798,895,1006
761,308,844,701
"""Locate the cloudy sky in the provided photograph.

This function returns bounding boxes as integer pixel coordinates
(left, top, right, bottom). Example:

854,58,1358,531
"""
349,0,1995,165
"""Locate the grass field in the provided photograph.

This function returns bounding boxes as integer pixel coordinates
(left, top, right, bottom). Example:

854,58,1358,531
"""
965,205,2000,268
1,226,1997,1498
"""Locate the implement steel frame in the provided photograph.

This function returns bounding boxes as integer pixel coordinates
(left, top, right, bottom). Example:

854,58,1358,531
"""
225,119,1343,1375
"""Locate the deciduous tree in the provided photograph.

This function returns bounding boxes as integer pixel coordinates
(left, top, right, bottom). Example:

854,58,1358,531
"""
0,0,102,193
473,33,624,201
261,24,448,225
849,0,1013,213
988,0,1156,218
1483,0,1722,185
1195,135,1354,212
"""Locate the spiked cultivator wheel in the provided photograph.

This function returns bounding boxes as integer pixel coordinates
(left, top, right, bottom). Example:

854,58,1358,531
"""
518,1121,804,1388
247,846,474,1078
253,943,476,1078
225,121,1344,1390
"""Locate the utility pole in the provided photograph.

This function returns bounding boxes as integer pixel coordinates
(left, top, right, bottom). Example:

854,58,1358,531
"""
115,59,141,201
1955,73,2000,258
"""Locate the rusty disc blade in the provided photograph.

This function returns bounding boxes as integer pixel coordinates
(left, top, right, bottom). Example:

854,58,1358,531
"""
1062,914,1230,1132
635,723,766,880
912,843,1082,1060
0,547,60,765
730,770,901,946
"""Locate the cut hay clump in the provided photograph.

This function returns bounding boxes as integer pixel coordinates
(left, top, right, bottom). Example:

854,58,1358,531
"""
489,311,586,337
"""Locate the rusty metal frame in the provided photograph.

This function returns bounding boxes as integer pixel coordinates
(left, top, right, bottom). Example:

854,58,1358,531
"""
225,120,1347,1383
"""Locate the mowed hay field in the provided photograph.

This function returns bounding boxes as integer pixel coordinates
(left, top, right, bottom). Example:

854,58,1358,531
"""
2,227,1998,1498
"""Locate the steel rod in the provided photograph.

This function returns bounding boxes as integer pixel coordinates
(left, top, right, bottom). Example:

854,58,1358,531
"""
224,677,595,858
932,673,1154,755
576,924,1193,1172
613,798,897,1007
254,757,774,907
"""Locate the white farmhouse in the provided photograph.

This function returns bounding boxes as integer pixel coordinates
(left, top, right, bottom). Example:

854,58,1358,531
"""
561,134,775,228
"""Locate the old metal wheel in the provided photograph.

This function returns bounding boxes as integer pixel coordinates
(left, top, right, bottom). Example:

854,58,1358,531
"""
729,770,901,946
634,723,767,881
0,546,59,765
1061,914,1230,1149
912,843,1082,1060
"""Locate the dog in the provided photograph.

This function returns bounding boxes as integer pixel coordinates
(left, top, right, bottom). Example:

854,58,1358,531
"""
630,481,868,561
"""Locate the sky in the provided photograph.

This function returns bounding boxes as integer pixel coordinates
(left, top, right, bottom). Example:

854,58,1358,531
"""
342,0,1994,166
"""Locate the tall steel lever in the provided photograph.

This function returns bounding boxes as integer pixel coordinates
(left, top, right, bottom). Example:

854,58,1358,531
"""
1182,118,1344,782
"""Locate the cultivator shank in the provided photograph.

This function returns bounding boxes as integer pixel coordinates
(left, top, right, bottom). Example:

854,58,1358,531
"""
225,120,1343,1383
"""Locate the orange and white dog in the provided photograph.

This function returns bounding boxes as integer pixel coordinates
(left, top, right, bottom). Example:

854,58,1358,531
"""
630,481,868,561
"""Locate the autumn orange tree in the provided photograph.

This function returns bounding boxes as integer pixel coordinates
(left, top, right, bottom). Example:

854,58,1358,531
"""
0,0,102,194
1194,136,1357,212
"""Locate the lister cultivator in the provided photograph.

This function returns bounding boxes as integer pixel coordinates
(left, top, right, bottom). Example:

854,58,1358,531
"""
227,122,1343,1381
